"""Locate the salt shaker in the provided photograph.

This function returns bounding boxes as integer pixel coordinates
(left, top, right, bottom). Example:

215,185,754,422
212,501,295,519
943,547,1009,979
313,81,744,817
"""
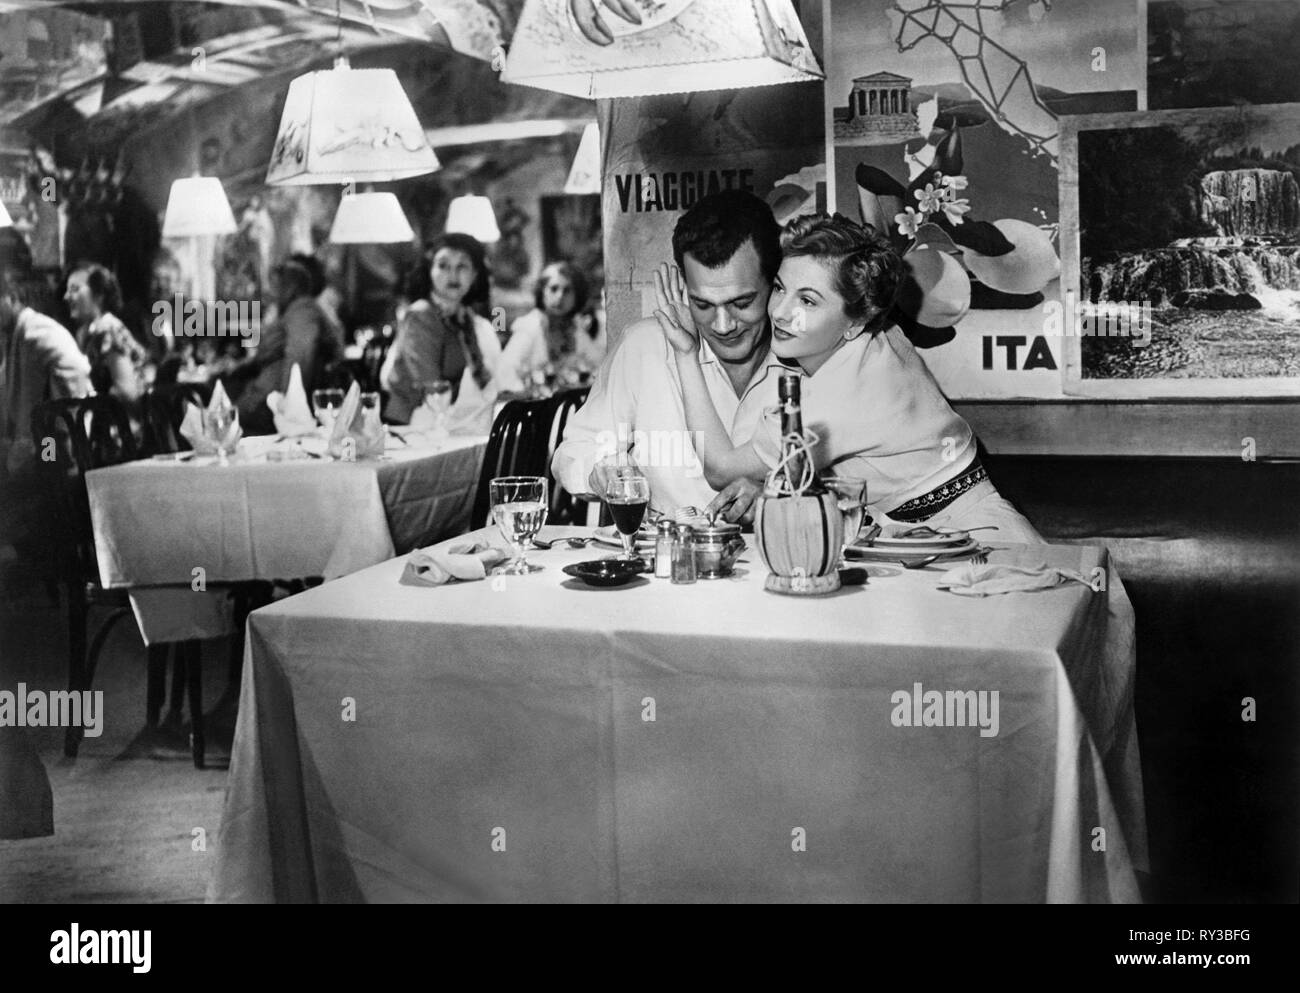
671,525,697,584
655,520,677,579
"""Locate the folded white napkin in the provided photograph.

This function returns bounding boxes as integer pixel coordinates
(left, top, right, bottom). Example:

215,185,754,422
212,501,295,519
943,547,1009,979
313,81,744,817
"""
178,381,242,454
399,541,510,586
937,561,1092,597
266,363,316,438
325,382,385,460
446,365,498,436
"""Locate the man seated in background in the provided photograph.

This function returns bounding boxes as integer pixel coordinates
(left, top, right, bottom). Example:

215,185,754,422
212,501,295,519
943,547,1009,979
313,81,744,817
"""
0,260,91,560
552,190,786,524
223,255,346,434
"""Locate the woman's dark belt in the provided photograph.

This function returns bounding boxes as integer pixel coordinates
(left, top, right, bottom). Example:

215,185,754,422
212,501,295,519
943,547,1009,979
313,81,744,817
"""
887,458,988,523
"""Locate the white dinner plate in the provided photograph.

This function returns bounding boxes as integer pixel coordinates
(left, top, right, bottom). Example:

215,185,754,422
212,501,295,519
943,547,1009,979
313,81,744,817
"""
844,538,979,563
866,526,971,548
592,526,655,550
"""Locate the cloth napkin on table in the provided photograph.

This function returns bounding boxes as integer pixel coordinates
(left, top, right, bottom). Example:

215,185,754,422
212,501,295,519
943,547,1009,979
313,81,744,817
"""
265,363,316,438
326,382,385,460
399,541,509,586
937,561,1093,597
178,380,242,454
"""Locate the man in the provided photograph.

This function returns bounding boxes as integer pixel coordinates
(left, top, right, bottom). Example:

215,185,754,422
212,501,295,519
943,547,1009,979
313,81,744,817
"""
226,256,345,435
0,261,91,552
552,190,787,523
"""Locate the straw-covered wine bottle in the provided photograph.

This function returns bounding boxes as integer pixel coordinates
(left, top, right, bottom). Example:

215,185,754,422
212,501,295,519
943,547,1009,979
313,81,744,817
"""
754,372,843,595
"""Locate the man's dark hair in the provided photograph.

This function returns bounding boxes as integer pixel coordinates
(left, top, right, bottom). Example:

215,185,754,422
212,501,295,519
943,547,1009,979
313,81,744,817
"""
273,258,314,301
0,257,33,308
672,190,780,283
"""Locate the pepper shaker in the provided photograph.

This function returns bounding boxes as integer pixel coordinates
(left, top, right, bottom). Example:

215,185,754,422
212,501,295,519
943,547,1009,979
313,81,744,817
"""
671,525,697,584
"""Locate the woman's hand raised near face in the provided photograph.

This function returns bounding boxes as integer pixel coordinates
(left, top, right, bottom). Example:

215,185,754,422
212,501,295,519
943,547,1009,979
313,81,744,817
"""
653,262,699,356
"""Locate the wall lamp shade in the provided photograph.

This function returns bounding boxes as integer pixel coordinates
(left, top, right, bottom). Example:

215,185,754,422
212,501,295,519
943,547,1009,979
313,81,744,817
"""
564,122,601,195
0,200,12,228
445,195,500,243
161,177,237,238
266,63,439,186
502,0,823,99
329,192,416,244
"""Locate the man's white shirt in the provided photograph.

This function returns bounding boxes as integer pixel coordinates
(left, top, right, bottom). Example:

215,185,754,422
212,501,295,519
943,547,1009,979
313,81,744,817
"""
551,317,787,513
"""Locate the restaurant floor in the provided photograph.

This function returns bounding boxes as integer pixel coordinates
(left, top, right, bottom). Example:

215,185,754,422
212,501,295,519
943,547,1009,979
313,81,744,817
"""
0,550,1294,903
0,578,228,904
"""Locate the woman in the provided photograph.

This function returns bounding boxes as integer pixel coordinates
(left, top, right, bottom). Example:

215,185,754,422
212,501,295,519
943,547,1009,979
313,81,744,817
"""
501,261,605,387
64,263,148,409
654,213,1042,543
380,233,506,423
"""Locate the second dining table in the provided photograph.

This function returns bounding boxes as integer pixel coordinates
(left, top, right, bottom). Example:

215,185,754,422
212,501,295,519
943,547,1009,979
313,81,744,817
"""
86,431,487,643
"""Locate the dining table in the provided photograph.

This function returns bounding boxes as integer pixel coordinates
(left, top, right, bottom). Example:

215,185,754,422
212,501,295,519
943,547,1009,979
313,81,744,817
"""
207,524,1147,903
85,431,487,644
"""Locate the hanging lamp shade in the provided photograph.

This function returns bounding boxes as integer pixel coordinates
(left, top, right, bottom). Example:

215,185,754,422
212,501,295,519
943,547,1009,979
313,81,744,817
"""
0,200,12,228
266,59,439,186
502,0,822,99
563,122,601,195
329,192,416,244
445,195,500,243
161,176,237,238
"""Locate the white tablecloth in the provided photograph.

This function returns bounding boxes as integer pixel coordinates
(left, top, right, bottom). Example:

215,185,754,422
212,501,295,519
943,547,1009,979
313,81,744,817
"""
86,435,486,643
209,527,1146,903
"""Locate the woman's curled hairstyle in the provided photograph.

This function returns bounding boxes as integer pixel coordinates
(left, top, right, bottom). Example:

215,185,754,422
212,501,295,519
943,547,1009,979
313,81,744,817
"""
407,232,492,319
72,262,124,317
780,213,903,334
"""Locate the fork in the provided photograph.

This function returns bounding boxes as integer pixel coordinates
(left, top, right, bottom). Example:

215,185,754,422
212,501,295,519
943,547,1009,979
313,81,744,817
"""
531,535,595,550
899,546,990,569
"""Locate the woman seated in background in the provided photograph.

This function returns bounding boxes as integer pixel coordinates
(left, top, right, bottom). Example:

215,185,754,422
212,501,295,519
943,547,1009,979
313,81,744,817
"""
501,261,605,388
654,213,1042,543
381,233,507,423
226,255,346,434
64,263,149,413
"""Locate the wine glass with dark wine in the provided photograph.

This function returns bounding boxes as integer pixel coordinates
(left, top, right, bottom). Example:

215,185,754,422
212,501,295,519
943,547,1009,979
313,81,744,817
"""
599,463,651,563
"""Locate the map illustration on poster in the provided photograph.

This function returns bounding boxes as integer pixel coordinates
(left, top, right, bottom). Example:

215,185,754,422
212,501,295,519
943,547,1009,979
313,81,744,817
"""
826,0,1142,398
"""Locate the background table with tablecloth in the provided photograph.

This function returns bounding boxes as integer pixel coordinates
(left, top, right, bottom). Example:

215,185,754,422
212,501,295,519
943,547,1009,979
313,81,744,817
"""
86,435,486,643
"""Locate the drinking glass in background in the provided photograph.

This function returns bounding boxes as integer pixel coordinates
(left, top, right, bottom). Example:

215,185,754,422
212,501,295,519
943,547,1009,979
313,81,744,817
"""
423,379,453,437
822,476,867,563
599,463,651,562
312,388,345,432
207,405,239,467
490,476,548,575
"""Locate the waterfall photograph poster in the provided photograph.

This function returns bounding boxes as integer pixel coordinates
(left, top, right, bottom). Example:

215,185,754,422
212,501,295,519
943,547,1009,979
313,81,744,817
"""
1059,104,1300,397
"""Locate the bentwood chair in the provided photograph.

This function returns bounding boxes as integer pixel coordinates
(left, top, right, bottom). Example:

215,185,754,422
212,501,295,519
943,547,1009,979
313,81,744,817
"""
30,395,206,766
543,387,594,527
470,397,555,530
142,381,211,456
469,387,595,532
